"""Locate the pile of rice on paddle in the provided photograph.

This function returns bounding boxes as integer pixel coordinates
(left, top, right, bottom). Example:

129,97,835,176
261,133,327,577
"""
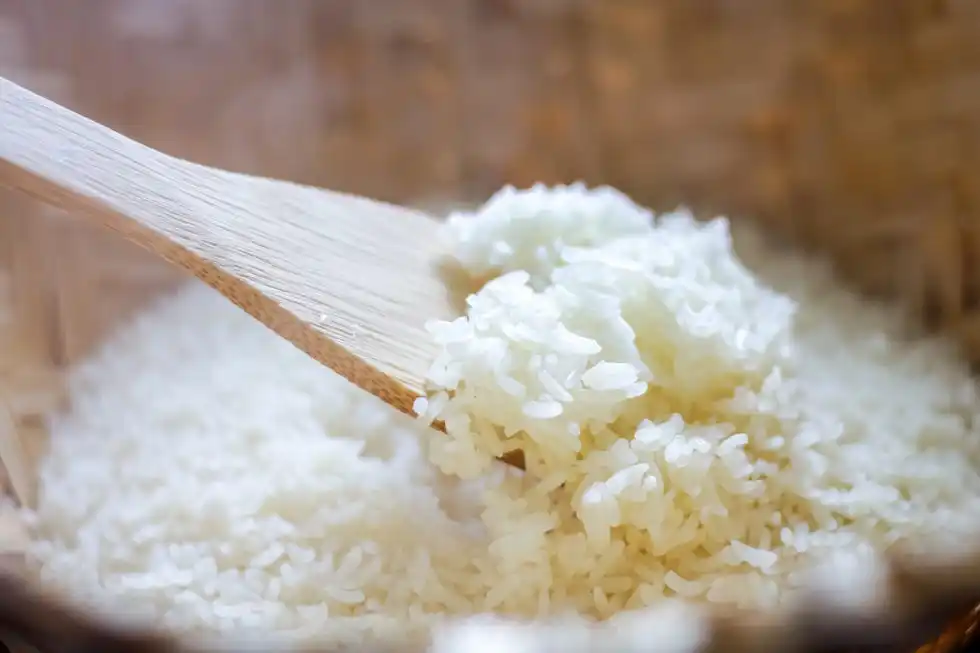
20,184,980,649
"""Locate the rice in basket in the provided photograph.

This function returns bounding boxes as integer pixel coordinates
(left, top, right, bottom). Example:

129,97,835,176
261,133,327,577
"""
15,183,980,649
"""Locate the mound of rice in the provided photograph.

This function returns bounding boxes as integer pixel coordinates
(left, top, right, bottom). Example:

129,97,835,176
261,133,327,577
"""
22,183,980,648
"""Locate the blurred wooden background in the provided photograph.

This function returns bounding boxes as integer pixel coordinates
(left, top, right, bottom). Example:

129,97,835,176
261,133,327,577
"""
3,3,980,648
3,0,980,361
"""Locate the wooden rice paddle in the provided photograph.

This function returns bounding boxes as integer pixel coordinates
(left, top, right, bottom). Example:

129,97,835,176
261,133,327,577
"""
0,76,453,419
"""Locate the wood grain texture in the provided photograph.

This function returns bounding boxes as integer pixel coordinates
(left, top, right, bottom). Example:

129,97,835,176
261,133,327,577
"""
2,0,979,348
0,78,456,417
0,2,979,651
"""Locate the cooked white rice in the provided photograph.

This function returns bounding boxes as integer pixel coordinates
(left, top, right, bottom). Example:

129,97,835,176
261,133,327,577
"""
22,184,980,649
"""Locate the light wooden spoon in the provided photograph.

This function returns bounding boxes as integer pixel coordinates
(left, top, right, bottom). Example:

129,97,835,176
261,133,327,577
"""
0,76,455,418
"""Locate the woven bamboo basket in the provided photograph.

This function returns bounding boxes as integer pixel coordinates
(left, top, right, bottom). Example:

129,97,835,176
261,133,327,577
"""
2,0,980,651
